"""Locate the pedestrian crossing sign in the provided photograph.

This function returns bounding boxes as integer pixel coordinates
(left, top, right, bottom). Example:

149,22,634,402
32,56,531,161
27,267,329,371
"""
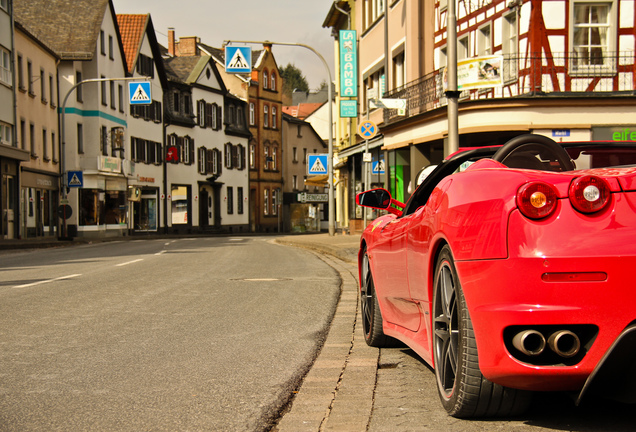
67,171,83,188
307,154,328,175
372,160,385,174
129,82,151,105
225,46,252,74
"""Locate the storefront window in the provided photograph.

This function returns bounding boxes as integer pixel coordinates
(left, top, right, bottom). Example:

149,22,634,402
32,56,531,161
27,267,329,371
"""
104,191,127,225
171,185,189,224
79,189,104,225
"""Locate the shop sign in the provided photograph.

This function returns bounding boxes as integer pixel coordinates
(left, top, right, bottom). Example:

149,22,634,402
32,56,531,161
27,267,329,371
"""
298,192,328,203
339,30,357,97
340,100,357,118
99,156,122,173
450,55,503,91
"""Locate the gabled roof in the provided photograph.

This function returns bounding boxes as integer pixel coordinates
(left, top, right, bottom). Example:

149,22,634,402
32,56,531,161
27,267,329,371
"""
14,0,111,60
163,55,227,93
117,14,169,88
282,102,325,120
117,14,148,74
164,56,203,83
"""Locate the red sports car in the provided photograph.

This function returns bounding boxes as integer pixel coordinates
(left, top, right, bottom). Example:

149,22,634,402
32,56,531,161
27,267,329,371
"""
356,134,636,418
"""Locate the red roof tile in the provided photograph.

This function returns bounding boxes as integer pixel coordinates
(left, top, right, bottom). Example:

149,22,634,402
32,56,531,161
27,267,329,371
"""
117,14,148,74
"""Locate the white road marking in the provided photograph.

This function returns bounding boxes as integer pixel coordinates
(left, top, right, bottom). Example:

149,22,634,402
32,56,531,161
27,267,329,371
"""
115,259,144,267
14,274,81,289
155,250,167,256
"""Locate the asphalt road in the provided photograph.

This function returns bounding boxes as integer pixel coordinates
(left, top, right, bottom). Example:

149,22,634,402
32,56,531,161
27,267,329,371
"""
0,237,340,431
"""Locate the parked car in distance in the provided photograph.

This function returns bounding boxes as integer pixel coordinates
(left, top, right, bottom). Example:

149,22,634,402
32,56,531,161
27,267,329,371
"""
357,134,636,417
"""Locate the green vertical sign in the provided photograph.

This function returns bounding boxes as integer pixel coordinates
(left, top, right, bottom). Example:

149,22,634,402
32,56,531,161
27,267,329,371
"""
339,30,357,97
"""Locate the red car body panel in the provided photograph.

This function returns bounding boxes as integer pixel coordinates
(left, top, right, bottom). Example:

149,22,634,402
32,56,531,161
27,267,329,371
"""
359,144,636,397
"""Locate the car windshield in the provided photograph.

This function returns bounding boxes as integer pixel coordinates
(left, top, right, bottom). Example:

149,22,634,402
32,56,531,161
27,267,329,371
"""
565,143,636,169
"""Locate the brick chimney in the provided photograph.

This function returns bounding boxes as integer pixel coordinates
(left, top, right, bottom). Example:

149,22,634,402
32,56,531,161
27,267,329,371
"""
168,28,175,56
179,36,200,56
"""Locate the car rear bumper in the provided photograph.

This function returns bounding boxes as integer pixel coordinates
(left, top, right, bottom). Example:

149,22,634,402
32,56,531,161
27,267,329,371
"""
453,199,636,391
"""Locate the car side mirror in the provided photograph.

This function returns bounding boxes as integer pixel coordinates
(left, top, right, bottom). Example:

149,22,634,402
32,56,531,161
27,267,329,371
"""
356,188,391,209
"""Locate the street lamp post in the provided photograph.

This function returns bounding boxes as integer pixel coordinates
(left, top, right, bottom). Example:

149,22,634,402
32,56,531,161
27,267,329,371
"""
223,40,336,236
59,76,149,239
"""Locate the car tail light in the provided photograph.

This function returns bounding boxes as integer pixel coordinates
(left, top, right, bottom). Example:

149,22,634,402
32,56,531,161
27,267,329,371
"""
569,176,611,214
516,182,559,219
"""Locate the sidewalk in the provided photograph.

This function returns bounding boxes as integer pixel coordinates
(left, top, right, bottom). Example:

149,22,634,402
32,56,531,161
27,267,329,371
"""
273,233,381,432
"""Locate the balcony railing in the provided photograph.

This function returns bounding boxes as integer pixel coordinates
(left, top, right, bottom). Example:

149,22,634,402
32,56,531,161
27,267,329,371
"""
382,51,636,126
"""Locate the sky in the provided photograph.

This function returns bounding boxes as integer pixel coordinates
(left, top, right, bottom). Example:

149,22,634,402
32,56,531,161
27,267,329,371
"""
111,0,337,91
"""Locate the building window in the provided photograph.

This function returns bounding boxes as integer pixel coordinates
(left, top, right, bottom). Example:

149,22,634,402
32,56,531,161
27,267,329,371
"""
478,24,492,56
27,60,33,95
49,74,56,107
198,100,206,127
184,94,191,116
249,102,255,125
101,75,107,106
101,126,108,156
237,187,244,214
108,35,114,60
110,82,115,109
263,105,269,128
52,131,57,162
40,69,46,103
225,142,233,168
211,103,218,129
100,30,105,55
272,189,278,215
458,35,469,61
303,148,307,164
271,106,277,129
17,54,24,90
264,189,269,215
118,84,124,112
29,123,35,156
293,175,298,190
236,144,245,170
293,147,298,163
0,122,12,146
503,12,518,82
270,71,276,91
249,143,256,169
19,120,25,149
173,91,180,113
76,71,83,102
263,69,268,89
393,50,405,89
572,1,613,69
227,187,234,214
0,0,8,11
272,146,277,171
264,145,269,169
42,128,49,161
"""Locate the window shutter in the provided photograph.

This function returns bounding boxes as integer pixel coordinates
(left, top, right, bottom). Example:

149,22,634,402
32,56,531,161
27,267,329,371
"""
206,104,213,128
216,106,223,130
188,138,195,165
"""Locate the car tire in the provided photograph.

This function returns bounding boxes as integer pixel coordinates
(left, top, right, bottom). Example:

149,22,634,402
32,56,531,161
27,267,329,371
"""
361,248,401,348
433,245,531,417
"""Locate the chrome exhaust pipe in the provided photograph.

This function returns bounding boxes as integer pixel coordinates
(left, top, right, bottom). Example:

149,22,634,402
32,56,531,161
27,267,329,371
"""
548,330,581,358
512,330,546,356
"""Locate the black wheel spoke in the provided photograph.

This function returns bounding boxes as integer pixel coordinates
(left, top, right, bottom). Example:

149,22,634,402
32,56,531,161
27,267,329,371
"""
434,260,459,397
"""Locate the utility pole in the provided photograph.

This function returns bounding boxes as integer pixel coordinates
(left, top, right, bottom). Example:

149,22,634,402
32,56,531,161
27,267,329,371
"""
446,0,460,156
223,40,336,236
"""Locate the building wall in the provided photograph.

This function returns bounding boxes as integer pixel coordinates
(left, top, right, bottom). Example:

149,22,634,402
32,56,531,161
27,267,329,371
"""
14,26,60,238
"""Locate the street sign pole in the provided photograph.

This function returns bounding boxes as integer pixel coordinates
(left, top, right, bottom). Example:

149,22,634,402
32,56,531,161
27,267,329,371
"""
224,39,335,235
